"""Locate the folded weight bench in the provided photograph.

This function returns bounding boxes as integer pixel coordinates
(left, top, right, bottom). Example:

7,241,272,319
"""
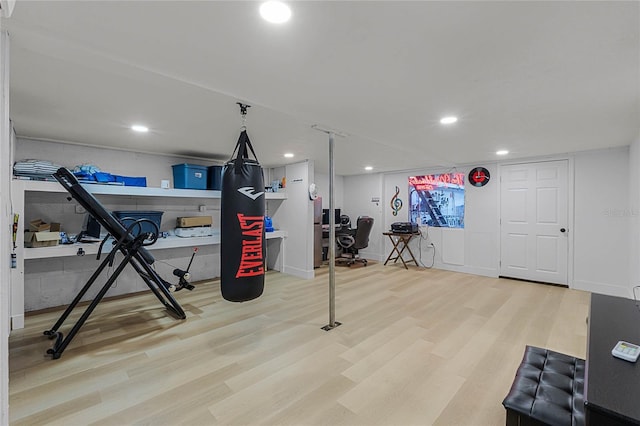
502,345,585,426
43,167,192,359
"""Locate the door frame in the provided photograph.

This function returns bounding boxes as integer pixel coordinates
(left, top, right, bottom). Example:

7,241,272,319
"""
497,155,575,288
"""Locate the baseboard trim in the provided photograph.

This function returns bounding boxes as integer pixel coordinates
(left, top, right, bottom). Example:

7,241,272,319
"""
283,266,314,279
573,280,632,298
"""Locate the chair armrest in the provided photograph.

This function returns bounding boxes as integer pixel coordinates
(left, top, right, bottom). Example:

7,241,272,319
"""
337,234,355,249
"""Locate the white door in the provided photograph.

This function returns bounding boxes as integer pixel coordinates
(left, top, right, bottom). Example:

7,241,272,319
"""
500,160,568,285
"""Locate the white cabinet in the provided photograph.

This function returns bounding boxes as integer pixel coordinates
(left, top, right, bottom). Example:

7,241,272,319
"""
9,179,287,330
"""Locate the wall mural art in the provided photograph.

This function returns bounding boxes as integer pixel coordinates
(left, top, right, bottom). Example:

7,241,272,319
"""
390,186,403,216
408,173,465,228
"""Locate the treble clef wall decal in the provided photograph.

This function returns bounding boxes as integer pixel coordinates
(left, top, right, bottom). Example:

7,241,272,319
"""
390,186,403,216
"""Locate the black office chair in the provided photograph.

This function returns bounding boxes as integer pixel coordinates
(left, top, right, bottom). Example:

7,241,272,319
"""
339,214,351,230
336,216,374,266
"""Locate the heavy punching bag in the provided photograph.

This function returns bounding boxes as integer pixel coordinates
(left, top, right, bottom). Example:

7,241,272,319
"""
220,127,265,302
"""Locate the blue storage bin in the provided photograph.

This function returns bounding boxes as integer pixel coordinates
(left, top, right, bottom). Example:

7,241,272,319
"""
172,164,208,190
114,175,147,187
207,165,223,190
113,211,163,237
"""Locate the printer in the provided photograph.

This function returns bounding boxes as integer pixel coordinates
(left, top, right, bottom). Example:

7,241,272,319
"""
391,222,418,234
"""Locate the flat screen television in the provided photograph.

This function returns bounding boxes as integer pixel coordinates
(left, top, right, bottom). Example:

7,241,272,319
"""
322,208,341,225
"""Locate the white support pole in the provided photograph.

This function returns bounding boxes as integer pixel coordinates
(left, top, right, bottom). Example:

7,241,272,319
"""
327,132,336,328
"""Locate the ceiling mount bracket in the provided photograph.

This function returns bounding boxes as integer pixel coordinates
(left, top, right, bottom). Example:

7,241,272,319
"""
237,102,251,116
237,102,251,131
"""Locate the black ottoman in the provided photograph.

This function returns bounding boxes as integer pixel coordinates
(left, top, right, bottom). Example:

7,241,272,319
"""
502,345,585,426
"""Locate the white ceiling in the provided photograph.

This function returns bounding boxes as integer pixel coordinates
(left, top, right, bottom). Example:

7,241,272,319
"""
3,1,639,175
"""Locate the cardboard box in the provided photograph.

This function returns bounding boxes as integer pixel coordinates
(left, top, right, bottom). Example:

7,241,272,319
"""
30,219,50,232
25,220,61,247
28,220,61,232
24,231,60,248
176,216,212,228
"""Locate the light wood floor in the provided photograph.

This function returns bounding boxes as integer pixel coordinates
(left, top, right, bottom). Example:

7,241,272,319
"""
8,263,590,426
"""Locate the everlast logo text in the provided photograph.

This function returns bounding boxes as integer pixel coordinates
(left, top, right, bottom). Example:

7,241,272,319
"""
236,213,265,278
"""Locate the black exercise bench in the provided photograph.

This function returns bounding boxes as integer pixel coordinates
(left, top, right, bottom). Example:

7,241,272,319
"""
43,167,192,359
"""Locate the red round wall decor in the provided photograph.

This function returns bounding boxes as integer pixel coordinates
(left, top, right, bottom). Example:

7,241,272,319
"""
468,167,490,187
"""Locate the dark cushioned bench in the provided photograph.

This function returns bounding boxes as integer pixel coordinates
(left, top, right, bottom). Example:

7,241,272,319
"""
502,345,585,426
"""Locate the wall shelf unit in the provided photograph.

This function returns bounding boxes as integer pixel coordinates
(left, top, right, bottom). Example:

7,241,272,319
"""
23,230,288,260
10,179,288,330
17,179,287,200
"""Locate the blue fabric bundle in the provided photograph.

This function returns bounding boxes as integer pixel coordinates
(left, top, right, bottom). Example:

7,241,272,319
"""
73,164,147,187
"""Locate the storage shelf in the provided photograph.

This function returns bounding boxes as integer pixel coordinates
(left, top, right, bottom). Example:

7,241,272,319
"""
23,230,288,260
11,163,293,332
18,179,288,260
16,179,287,199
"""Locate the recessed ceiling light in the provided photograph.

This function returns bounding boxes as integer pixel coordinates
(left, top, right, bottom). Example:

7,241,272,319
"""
260,1,291,24
131,124,149,133
496,150,509,156
364,166,373,171
440,116,458,125
284,152,294,158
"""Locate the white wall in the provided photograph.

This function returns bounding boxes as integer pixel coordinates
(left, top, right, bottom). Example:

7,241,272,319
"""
573,148,631,297
0,28,10,426
275,160,315,278
629,134,640,297
13,139,312,311
379,165,499,276
342,173,384,261
14,137,222,189
342,149,633,297
14,139,223,311
313,172,344,210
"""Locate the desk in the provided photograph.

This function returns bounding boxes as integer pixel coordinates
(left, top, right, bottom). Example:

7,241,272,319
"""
383,232,419,269
585,294,640,425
